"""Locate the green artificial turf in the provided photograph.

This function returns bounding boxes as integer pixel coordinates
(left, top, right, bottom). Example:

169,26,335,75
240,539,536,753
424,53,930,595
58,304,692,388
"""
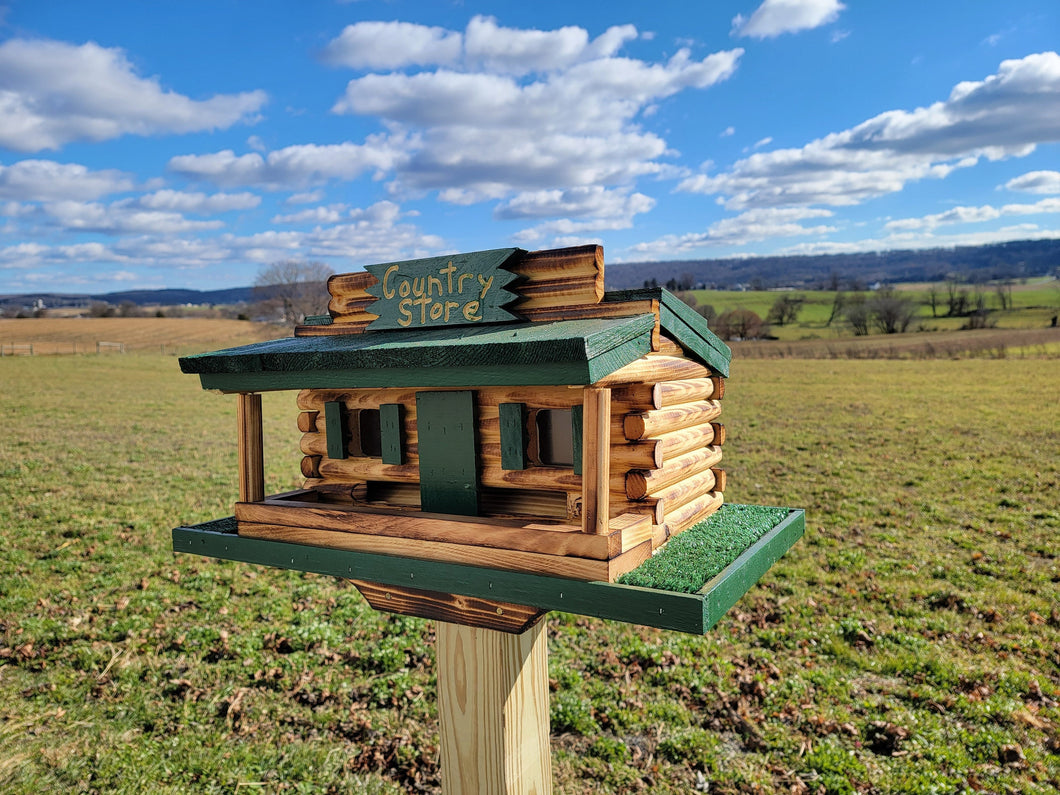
618,504,791,593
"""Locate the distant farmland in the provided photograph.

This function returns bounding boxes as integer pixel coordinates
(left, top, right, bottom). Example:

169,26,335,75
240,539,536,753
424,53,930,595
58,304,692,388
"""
0,317,287,356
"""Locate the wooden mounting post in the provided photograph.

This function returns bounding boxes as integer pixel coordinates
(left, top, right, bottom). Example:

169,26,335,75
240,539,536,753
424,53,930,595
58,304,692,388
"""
237,392,265,503
581,386,611,534
436,621,552,794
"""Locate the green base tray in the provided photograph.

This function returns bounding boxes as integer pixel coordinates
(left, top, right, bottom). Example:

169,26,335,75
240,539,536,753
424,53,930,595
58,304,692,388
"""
172,507,803,635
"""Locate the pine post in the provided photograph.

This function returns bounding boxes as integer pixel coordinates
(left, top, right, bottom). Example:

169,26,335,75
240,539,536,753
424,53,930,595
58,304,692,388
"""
435,621,552,794
237,393,264,503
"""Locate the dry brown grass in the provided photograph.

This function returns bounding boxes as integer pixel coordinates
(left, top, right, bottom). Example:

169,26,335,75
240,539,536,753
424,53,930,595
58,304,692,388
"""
0,317,287,356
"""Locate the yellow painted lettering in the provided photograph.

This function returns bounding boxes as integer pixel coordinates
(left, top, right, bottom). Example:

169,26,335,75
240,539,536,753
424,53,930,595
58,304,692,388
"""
415,295,431,324
458,272,473,294
463,300,481,322
412,276,425,297
440,261,457,293
382,264,400,300
428,274,443,297
477,273,493,300
398,298,413,327
429,301,444,320
398,279,411,298
444,300,459,322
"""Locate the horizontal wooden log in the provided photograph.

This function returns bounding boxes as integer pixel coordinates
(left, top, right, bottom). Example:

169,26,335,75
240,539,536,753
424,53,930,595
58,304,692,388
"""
295,320,370,336
614,376,723,410
711,468,727,492
625,445,724,500
651,468,717,514
610,441,663,471
624,400,722,440
518,299,656,325
595,354,711,387
297,386,581,412
664,491,724,539
351,579,547,634
511,274,604,310
655,337,684,357
612,496,663,525
317,457,420,484
238,519,652,582
312,481,369,502
509,245,602,282
297,411,318,433
711,422,726,446
301,455,321,479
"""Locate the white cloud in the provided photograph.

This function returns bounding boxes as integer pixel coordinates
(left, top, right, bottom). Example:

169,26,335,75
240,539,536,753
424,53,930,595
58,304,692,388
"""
168,137,408,190
733,0,845,39
680,52,1060,210
721,126,736,137
40,199,223,234
1004,170,1060,194
885,197,1060,231
500,187,656,244
0,38,267,152
0,159,134,201
137,190,260,213
322,21,463,70
271,203,349,225
332,41,742,202
627,207,835,257
285,191,325,205
2,200,444,276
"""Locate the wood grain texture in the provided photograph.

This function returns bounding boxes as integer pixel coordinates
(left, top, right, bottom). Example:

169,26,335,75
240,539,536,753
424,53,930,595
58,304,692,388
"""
664,490,724,538
623,399,723,440
613,376,722,410
625,445,725,500
237,520,652,581
594,354,711,387
436,621,552,794
351,581,547,634
236,496,630,560
237,393,264,503
580,387,611,535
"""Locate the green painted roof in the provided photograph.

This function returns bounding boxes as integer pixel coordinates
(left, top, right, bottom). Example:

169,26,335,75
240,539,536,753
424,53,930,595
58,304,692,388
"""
180,314,656,391
603,288,731,377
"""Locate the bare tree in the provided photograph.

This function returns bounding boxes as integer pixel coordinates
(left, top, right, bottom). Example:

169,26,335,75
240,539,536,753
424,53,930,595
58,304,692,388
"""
767,294,804,326
867,288,917,334
254,259,334,325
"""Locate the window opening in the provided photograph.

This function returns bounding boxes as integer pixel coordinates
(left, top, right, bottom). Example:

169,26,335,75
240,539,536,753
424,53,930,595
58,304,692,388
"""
536,409,574,467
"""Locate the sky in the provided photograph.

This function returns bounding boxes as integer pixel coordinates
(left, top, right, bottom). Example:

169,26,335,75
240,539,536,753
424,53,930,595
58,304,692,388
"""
0,0,1058,294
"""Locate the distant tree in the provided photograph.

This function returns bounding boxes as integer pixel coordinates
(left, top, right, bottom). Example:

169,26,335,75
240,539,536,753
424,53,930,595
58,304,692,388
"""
118,300,142,318
946,279,969,317
826,291,846,327
89,301,115,318
697,303,717,328
994,281,1013,311
677,291,697,309
844,295,870,336
715,308,767,341
926,284,941,318
766,294,804,326
866,288,917,334
678,272,695,291
254,259,334,325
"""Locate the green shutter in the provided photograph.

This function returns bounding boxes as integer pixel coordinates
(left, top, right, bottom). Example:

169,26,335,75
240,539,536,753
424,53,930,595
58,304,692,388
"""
416,391,479,516
324,401,347,460
499,403,528,470
380,403,405,465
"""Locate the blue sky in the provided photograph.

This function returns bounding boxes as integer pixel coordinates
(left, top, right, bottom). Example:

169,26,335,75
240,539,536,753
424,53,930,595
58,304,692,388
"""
1,0,1058,293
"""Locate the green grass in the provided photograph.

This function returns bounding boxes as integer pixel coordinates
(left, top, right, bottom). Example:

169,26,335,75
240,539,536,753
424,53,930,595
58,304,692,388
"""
686,278,1060,341
2,353,1058,793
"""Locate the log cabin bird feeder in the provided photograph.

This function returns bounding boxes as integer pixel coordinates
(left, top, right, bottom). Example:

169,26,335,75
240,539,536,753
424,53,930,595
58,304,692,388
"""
174,245,802,793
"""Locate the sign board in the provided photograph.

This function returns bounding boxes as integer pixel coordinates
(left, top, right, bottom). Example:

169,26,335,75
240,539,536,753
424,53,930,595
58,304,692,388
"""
364,248,522,331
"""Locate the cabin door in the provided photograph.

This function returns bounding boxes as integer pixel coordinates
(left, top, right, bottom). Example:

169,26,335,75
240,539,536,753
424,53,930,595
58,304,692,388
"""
415,390,479,516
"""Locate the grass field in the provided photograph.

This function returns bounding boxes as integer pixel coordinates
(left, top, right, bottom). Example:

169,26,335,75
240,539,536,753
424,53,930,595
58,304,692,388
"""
686,278,1060,341
1,352,1058,793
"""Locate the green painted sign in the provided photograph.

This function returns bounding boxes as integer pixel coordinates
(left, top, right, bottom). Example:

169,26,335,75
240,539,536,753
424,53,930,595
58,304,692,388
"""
364,248,523,330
